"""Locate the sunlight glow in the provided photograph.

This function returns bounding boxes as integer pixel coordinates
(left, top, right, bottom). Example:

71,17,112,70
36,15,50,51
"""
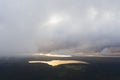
28,60,89,66
33,53,72,57
47,15,63,25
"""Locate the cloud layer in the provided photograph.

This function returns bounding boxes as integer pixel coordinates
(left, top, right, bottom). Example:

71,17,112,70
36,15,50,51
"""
0,0,120,55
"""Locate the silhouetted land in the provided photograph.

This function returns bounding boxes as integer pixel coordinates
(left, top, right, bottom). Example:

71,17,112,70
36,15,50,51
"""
0,57,120,80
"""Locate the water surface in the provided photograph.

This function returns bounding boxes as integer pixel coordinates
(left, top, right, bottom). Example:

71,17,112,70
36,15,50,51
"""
28,60,89,66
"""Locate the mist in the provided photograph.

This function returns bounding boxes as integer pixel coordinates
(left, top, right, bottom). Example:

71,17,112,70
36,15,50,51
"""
0,0,120,55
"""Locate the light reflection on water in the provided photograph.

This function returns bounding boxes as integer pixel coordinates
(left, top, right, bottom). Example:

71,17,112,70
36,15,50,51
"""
28,60,89,66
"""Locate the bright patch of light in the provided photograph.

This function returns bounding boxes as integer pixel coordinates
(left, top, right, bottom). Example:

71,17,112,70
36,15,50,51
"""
33,53,72,57
43,14,69,27
45,14,64,26
28,60,89,66
48,15,62,24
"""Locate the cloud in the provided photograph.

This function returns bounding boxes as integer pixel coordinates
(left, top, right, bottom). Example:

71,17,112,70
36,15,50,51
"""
0,0,120,55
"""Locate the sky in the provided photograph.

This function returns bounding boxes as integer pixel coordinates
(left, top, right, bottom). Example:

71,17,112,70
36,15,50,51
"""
0,0,120,55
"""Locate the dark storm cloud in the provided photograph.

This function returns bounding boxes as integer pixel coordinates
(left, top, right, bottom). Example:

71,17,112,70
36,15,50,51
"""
0,0,120,55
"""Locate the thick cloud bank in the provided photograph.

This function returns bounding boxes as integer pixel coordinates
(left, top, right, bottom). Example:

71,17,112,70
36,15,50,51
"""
0,0,120,55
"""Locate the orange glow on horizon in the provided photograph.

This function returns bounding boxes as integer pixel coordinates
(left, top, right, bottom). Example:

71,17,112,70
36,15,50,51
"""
33,53,72,57
28,60,89,66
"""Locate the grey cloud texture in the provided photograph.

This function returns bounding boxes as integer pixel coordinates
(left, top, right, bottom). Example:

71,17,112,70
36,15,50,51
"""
0,0,120,54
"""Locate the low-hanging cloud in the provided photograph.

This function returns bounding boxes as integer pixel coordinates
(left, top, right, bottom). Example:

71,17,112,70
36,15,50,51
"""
0,0,120,55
